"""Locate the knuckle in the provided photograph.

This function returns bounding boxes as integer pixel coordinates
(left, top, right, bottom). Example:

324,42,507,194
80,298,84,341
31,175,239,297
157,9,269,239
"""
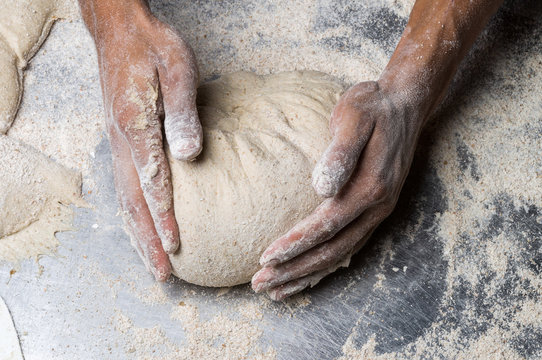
174,36,193,55
174,37,196,62
118,197,140,229
120,195,138,217
353,81,379,93
369,180,391,202
379,201,396,218
110,97,132,135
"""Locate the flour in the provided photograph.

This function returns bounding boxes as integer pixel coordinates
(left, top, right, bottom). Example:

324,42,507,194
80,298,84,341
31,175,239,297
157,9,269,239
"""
151,0,401,85
0,0,76,134
337,1,542,357
170,301,276,359
109,299,276,360
7,0,104,179
112,310,179,359
1,0,539,357
0,0,89,265
0,135,85,262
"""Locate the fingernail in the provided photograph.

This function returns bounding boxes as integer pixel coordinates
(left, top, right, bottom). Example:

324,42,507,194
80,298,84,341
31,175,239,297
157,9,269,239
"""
162,237,179,254
260,247,289,266
150,259,171,282
251,278,265,293
171,138,202,161
259,251,277,266
166,113,203,161
156,229,178,254
312,170,337,198
251,269,272,293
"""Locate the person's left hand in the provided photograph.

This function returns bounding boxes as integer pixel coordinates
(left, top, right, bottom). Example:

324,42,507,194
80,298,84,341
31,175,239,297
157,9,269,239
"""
251,81,423,300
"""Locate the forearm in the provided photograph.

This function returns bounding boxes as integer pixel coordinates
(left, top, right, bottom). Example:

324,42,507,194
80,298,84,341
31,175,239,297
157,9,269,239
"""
379,0,503,127
78,0,151,41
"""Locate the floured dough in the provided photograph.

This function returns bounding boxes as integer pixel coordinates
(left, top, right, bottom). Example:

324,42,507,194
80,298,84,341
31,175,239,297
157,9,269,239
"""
0,0,75,134
0,0,81,263
168,71,344,287
0,135,85,262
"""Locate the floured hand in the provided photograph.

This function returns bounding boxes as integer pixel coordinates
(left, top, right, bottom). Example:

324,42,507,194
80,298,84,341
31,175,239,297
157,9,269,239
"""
251,0,504,300
80,0,202,280
252,81,420,300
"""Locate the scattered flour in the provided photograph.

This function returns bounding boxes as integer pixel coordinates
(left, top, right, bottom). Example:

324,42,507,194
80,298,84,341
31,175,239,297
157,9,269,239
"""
1,0,539,357
170,301,276,360
0,135,85,262
337,1,542,357
108,299,276,360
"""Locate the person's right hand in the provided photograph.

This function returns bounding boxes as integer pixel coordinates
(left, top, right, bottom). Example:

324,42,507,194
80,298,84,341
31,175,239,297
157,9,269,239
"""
80,1,202,280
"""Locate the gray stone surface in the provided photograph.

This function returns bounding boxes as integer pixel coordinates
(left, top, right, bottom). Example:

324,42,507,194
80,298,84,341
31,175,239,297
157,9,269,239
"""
0,0,540,358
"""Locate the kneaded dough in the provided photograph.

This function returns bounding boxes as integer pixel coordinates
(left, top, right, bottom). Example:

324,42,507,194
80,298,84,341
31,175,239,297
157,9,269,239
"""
168,71,344,287
0,0,75,134
0,0,81,263
0,135,85,262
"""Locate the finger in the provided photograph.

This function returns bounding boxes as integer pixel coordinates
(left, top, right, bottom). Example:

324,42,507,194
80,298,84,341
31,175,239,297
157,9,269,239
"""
253,211,380,293
113,71,180,254
259,195,367,266
266,261,343,301
109,126,172,281
124,219,152,274
312,95,375,198
156,27,202,161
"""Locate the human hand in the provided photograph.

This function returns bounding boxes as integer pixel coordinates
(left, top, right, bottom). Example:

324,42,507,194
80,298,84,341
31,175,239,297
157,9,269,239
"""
250,0,503,300
252,81,423,300
81,2,202,280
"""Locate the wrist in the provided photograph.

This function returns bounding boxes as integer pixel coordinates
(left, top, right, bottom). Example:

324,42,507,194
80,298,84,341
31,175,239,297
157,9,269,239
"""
377,71,429,133
79,0,153,43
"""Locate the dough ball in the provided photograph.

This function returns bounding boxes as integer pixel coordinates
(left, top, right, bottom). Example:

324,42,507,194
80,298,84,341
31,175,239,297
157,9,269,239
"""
168,71,344,287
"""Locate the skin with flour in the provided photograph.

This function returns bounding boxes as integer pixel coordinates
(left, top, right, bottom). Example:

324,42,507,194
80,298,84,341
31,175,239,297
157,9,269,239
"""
78,0,504,299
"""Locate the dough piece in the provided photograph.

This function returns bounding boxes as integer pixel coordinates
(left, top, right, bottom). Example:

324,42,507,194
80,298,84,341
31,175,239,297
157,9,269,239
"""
168,71,344,287
0,135,85,262
0,0,75,134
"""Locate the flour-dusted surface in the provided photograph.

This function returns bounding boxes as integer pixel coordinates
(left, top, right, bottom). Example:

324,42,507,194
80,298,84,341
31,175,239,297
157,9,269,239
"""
6,16,105,179
0,0,540,359
0,0,88,264
169,71,342,286
0,0,76,134
0,296,24,360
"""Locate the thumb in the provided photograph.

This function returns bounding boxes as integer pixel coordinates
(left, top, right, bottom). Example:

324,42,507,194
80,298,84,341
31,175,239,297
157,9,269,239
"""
312,104,374,197
157,35,203,161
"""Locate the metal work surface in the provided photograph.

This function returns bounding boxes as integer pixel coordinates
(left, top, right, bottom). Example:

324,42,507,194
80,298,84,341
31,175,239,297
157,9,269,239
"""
1,0,541,358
